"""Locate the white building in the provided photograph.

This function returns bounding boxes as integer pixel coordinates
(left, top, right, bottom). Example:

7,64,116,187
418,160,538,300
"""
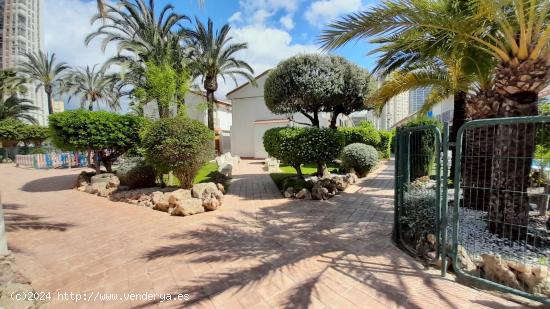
227,70,353,159
0,0,47,125
142,90,233,154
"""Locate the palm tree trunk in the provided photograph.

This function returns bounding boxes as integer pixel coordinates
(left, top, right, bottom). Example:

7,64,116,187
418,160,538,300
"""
207,91,215,130
488,94,538,240
462,90,500,210
46,89,54,115
450,91,466,180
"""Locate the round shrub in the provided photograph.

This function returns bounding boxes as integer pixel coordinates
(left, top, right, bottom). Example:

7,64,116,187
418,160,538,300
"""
141,117,214,188
263,127,343,176
116,157,156,189
341,143,379,177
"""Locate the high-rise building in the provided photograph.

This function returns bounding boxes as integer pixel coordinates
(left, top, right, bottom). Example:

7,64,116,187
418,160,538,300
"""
0,0,47,125
409,87,432,114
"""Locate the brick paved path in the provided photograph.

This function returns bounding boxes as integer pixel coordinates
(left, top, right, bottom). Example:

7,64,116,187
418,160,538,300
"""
0,160,528,308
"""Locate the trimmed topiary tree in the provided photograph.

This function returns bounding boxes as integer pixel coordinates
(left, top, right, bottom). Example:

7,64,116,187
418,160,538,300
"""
264,127,344,177
264,54,371,128
49,110,145,173
141,117,214,188
0,118,25,147
341,143,379,177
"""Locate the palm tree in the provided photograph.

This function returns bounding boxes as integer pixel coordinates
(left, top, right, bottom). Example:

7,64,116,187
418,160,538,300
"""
87,0,189,64
18,51,69,115
321,0,550,239
96,0,204,17
87,0,190,114
61,65,121,111
0,96,39,124
0,70,27,99
184,18,255,130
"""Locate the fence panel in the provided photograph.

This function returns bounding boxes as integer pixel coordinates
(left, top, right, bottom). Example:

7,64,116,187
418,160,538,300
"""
452,116,550,304
394,125,444,259
15,152,88,169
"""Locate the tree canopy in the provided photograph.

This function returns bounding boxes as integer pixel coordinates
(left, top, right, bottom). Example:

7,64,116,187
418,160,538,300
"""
264,54,371,128
49,110,146,172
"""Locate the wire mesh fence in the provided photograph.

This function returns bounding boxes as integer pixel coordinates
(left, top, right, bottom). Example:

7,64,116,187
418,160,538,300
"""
394,125,442,258
452,116,550,303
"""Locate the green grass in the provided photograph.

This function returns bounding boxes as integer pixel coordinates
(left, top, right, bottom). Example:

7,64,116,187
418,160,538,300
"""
163,162,224,187
193,162,219,184
270,163,340,190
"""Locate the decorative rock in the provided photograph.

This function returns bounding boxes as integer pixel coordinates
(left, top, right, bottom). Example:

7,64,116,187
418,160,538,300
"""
295,188,311,199
284,187,295,198
219,163,233,178
192,183,218,199
328,175,348,191
203,197,221,211
167,189,192,205
481,254,521,289
91,173,116,184
192,183,224,210
151,191,170,211
216,183,225,194
169,198,205,216
311,183,329,200
457,245,477,273
318,178,338,195
344,173,358,185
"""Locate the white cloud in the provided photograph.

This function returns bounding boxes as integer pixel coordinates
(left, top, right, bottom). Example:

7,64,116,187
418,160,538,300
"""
305,0,364,27
44,0,116,68
213,25,318,98
228,12,242,23
280,15,295,30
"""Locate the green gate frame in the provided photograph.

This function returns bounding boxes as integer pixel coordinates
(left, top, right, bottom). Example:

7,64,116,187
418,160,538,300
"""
394,125,446,260
452,116,550,305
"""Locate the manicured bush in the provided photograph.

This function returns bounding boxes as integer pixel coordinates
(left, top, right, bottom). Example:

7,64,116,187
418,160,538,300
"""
141,117,214,189
402,117,442,180
338,127,381,147
377,130,393,159
116,157,156,189
20,125,49,146
0,118,25,147
264,127,344,177
341,143,379,177
49,110,145,173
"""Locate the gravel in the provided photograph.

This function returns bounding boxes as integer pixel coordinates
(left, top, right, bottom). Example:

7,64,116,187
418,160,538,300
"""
447,207,550,268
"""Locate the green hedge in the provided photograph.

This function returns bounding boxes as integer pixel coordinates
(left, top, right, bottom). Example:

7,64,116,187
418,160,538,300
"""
378,130,393,159
402,117,442,180
263,127,344,176
338,127,381,147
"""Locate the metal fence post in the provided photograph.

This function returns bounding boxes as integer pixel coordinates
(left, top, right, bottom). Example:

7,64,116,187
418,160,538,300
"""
441,122,450,277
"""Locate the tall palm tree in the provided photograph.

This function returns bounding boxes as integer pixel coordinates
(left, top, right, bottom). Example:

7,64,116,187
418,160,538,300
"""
0,96,39,124
87,0,190,114
18,51,69,115
61,65,121,111
184,18,255,130
87,0,189,65
321,0,550,239
96,0,205,17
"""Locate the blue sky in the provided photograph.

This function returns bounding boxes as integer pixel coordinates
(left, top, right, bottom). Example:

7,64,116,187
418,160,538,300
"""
44,0,379,106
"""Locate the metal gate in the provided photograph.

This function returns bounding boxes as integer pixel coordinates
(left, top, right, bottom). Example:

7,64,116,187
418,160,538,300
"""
394,124,446,259
395,116,550,305
452,116,550,304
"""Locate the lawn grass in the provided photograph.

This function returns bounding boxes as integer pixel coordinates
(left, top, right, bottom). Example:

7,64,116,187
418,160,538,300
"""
270,163,339,190
163,162,223,187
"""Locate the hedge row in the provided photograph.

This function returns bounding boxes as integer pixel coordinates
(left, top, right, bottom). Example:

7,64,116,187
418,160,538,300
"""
337,121,393,159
